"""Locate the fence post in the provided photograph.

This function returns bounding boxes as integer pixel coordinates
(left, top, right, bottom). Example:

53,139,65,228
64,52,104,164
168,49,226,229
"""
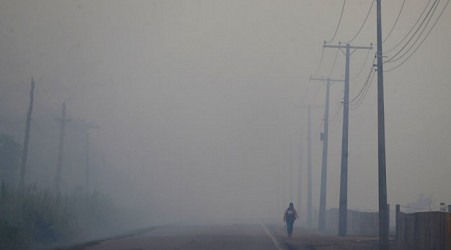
396,204,400,240
387,204,390,236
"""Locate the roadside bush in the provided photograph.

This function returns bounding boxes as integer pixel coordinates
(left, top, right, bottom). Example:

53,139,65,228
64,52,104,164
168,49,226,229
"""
0,220,30,250
0,183,124,249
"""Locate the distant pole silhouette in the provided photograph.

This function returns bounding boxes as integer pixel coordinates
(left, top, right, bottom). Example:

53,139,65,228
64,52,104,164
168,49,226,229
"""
55,102,70,196
85,131,90,191
307,106,312,227
324,43,372,236
81,121,99,193
297,129,303,219
309,76,344,230
20,78,35,191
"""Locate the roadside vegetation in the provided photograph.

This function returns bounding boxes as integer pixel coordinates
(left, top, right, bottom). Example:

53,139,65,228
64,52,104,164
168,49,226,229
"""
0,183,126,250
0,134,134,249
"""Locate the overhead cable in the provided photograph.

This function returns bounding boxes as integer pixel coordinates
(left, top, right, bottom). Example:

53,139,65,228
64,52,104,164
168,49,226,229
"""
384,0,434,54
330,103,343,129
385,0,440,64
350,55,376,105
327,48,340,77
314,45,325,76
326,0,346,44
350,71,375,110
385,0,450,72
347,0,374,43
350,66,376,110
383,0,406,43
351,49,372,80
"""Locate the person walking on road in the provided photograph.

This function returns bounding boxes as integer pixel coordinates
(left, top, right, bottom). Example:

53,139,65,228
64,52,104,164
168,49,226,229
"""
283,202,299,237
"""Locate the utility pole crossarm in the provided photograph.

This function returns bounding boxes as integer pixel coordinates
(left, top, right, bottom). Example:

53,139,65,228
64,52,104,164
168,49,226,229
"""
309,76,344,82
323,44,373,50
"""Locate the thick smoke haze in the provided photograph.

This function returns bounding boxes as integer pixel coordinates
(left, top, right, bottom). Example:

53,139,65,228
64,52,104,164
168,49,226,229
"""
0,0,450,225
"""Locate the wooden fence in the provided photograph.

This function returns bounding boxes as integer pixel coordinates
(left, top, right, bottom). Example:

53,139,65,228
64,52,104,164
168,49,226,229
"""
325,208,381,236
323,205,451,249
396,205,451,250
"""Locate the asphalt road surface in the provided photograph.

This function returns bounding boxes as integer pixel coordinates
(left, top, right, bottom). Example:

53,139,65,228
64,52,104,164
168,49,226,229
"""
78,223,392,250
82,223,285,250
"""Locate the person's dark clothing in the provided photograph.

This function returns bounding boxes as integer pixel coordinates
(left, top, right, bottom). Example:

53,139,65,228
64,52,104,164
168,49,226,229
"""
283,203,299,237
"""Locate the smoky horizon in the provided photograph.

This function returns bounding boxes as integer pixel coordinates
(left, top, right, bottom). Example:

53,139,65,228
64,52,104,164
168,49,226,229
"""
0,0,450,228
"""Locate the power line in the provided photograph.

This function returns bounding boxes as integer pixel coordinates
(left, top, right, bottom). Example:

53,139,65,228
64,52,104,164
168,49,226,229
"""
326,0,346,43
384,0,434,54
313,44,340,78
314,45,325,76
330,102,342,129
350,66,374,105
385,0,440,64
382,0,406,43
327,48,340,77
350,66,376,110
358,68,375,108
347,0,374,43
351,49,372,80
350,54,376,105
385,0,450,72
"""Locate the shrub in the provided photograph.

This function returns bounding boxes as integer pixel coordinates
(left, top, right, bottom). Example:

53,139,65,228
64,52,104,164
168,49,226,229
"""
0,184,124,249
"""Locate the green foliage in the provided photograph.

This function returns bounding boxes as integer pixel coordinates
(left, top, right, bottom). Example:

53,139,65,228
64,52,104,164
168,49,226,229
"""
0,184,126,249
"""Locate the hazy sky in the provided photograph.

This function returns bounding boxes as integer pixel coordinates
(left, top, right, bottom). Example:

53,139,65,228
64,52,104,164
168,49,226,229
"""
1,0,450,223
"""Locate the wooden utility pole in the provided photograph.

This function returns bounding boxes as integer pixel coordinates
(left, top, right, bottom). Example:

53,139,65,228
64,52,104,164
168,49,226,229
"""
307,106,312,227
20,78,35,191
376,0,389,249
297,130,303,220
81,121,99,193
85,131,90,191
310,76,344,230
295,105,320,227
55,102,70,196
323,43,372,236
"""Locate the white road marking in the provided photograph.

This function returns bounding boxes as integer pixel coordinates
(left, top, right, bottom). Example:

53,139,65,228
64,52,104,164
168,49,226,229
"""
261,224,284,250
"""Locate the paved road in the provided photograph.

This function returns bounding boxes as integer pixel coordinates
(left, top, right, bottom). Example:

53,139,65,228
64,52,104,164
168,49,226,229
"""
82,223,284,250
79,223,389,250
